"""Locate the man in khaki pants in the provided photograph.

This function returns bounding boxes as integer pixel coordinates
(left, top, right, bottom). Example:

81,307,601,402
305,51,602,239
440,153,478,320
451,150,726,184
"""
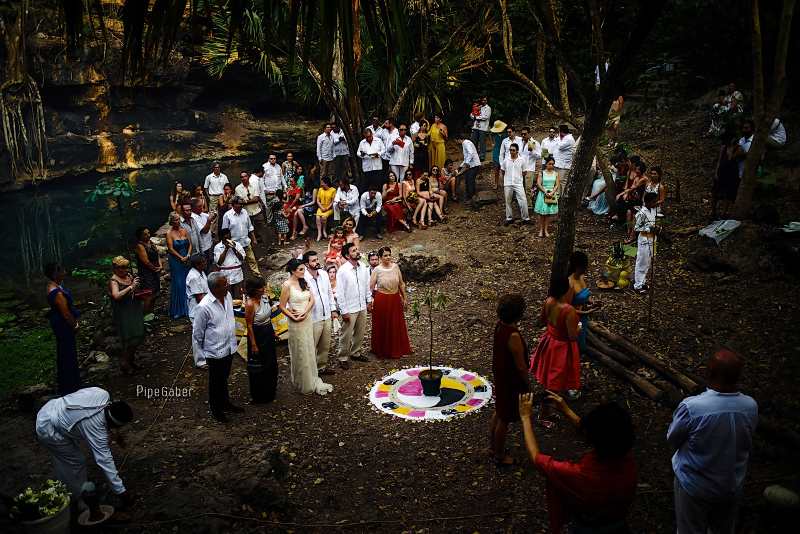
335,242,372,370
302,251,338,376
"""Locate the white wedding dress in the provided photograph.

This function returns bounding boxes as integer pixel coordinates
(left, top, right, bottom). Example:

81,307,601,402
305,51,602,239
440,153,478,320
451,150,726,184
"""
287,285,333,395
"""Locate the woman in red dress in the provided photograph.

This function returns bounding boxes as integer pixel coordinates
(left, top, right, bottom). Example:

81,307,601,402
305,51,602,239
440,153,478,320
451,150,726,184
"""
382,171,412,233
530,276,581,416
369,246,411,359
491,293,530,466
284,177,302,236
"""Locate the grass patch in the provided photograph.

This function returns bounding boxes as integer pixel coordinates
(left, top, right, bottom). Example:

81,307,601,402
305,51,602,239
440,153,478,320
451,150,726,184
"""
0,327,56,398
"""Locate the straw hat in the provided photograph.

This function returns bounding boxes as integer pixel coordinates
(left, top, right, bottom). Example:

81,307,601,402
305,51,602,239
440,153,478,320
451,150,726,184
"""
489,120,508,133
112,256,130,269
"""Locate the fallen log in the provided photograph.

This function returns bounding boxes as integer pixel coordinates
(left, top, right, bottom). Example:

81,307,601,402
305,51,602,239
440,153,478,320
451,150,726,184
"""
584,346,664,403
590,322,700,393
586,331,635,366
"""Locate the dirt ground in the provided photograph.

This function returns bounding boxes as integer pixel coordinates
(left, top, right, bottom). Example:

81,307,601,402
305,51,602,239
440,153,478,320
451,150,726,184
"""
1,109,798,533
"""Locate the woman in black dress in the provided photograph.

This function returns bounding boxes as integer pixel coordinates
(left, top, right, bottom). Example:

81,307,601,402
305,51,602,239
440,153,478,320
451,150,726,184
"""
134,227,162,314
244,277,279,403
712,133,743,219
413,123,430,178
45,263,82,395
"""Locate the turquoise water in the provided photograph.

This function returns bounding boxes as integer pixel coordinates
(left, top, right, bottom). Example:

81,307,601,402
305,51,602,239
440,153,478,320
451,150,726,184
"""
8,158,269,285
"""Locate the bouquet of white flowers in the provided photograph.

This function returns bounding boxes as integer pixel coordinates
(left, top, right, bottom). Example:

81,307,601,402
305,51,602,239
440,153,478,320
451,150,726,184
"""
11,480,70,521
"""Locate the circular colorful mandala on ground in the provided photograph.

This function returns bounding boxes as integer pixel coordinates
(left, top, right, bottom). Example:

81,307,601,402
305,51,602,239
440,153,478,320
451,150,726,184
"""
368,367,493,421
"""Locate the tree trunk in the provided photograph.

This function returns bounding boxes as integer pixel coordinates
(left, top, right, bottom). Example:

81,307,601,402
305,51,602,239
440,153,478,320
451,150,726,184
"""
734,0,796,218
556,64,571,117
548,0,667,290
535,33,547,91
596,150,617,212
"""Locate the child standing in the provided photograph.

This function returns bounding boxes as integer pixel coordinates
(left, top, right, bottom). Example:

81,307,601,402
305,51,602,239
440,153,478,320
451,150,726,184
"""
633,192,659,294
272,190,290,245
326,227,347,265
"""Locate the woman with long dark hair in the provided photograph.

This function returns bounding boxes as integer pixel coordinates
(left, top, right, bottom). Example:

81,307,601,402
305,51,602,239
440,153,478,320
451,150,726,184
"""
279,259,333,395
45,263,82,395
244,277,279,403
567,251,596,354
134,226,161,315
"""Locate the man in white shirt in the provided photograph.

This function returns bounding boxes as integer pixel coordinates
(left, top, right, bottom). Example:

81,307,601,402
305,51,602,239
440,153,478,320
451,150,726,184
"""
457,137,482,201
336,242,372,369
36,387,134,502
192,272,242,422
378,118,399,160
768,117,787,148
500,143,531,226
499,125,523,171
366,116,382,136
186,255,210,369
470,96,492,160
553,124,576,194
221,197,260,276
519,126,541,199
409,112,426,138
235,170,267,244
357,128,386,192
204,162,228,221
333,178,361,225
540,126,559,164
214,228,245,298
191,199,215,270
302,251,338,376
332,123,351,184
738,120,754,178
316,123,336,179
179,201,201,253
358,187,384,240
387,123,414,182
261,154,285,195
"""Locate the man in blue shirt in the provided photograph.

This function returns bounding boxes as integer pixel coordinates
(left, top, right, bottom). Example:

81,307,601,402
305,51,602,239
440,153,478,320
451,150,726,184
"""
667,349,758,534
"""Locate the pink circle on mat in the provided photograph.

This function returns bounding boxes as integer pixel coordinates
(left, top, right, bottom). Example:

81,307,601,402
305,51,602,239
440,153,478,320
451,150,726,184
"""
398,380,423,396
406,369,421,376
462,373,475,381
408,410,426,418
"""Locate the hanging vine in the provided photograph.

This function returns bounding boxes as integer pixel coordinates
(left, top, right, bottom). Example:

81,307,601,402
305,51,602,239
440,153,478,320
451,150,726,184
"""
0,0,48,182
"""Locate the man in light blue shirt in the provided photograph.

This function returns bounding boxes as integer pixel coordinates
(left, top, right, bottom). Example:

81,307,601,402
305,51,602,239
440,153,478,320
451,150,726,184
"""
667,349,758,534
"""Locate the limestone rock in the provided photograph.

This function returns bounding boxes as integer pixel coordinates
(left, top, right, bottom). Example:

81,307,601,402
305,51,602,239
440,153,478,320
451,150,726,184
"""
397,254,456,282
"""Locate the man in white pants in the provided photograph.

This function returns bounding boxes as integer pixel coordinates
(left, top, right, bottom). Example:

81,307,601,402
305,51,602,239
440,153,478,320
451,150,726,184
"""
553,124,576,195
303,250,338,376
500,143,530,226
387,123,414,181
336,242,372,370
633,192,659,293
35,387,134,503
204,162,228,225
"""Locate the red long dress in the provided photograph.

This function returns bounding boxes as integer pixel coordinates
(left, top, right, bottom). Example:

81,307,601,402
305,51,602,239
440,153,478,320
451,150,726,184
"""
530,302,581,391
382,185,407,233
370,265,411,359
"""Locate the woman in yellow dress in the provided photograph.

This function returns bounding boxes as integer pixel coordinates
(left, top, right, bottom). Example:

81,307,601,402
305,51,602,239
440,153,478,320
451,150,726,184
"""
315,177,336,241
428,114,448,170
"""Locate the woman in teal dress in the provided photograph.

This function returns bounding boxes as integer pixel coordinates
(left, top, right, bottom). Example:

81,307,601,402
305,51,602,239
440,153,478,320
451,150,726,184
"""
534,156,561,238
568,251,594,354
166,212,192,319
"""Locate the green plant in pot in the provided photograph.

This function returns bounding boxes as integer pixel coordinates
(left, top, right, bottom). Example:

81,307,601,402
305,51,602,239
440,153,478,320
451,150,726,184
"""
411,289,448,396
9,479,71,531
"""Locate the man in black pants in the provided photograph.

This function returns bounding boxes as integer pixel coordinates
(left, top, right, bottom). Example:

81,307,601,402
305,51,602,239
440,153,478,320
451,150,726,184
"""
357,187,384,240
191,271,243,423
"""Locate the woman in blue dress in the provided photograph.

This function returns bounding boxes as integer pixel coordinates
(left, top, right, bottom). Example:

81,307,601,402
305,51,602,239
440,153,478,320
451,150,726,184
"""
567,251,596,354
45,263,82,395
586,172,609,216
166,212,192,319
534,156,561,238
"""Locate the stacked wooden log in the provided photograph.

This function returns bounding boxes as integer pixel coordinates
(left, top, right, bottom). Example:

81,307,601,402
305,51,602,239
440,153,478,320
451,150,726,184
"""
586,322,704,407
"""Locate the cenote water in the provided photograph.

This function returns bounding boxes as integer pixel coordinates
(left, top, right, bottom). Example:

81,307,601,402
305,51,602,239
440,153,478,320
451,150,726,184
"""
5,156,299,289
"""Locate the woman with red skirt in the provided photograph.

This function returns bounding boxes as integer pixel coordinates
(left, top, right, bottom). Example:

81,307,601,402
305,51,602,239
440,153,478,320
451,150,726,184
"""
382,172,412,233
530,276,581,420
369,246,411,359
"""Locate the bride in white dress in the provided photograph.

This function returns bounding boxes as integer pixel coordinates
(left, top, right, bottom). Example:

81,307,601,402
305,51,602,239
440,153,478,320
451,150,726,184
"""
279,259,334,395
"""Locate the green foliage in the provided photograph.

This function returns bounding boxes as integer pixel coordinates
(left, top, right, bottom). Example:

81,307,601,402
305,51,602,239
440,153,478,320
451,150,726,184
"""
81,176,145,248
84,176,138,205
0,326,55,397
11,479,70,521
